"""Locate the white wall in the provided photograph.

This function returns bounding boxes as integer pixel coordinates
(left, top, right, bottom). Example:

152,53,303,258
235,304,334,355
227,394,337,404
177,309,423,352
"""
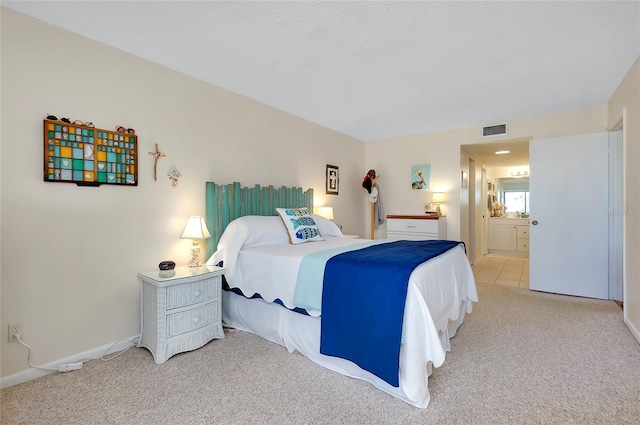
0,8,365,380
364,105,608,244
608,55,640,342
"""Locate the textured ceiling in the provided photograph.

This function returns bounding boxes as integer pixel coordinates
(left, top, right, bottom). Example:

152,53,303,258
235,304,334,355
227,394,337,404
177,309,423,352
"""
4,1,640,152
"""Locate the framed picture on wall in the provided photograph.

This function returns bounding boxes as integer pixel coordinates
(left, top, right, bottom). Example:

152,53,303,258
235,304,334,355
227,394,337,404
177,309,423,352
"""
326,164,339,195
411,164,431,190
461,170,468,189
43,118,138,186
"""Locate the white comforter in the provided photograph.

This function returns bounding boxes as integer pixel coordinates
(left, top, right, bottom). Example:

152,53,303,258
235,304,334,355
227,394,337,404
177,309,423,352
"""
207,215,478,407
215,237,383,316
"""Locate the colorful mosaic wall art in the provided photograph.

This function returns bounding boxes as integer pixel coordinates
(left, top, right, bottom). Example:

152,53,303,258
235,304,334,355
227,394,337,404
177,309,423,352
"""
44,119,138,186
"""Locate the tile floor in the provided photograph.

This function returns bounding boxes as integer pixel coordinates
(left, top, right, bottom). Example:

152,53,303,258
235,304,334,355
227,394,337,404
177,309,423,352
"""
471,253,529,288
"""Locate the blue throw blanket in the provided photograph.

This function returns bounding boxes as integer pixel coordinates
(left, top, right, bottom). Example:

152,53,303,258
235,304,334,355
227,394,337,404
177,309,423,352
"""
319,239,463,387
294,240,387,311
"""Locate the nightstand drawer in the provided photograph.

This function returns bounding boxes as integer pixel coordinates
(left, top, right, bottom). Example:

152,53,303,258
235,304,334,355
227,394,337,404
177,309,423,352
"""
167,301,219,337
166,277,220,310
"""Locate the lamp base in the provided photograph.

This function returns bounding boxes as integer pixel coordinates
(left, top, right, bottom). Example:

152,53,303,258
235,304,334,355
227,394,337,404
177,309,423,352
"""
188,240,203,267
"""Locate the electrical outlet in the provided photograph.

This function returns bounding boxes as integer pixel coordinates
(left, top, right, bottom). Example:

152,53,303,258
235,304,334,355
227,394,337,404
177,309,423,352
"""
7,322,24,343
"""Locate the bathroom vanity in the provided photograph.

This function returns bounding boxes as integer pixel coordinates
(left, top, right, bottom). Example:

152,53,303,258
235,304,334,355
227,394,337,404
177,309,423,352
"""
488,218,529,255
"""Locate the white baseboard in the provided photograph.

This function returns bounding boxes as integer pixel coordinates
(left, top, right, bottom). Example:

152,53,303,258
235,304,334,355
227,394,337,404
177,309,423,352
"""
625,317,640,345
0,335,140,389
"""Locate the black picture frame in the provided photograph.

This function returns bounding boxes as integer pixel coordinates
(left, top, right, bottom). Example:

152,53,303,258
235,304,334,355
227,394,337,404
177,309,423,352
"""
326,164,339,195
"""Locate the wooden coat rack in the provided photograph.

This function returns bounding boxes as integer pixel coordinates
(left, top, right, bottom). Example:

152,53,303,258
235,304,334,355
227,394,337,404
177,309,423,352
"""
370,202,375,239
362,171,380,240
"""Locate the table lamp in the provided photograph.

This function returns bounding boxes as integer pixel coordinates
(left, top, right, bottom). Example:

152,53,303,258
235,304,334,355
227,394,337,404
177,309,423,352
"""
314,206,342,230
432,192,445,216
314,206,334,220
180,216,211,267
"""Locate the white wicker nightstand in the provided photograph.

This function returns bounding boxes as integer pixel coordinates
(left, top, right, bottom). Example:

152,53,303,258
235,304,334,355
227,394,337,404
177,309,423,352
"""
138,265,224,364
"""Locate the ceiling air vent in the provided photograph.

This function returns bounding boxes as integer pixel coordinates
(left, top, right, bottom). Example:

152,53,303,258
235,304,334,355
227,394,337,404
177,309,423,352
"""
482,123,508,137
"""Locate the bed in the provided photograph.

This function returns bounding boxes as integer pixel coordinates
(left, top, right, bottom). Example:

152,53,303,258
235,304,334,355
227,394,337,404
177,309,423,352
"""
204,182,478,408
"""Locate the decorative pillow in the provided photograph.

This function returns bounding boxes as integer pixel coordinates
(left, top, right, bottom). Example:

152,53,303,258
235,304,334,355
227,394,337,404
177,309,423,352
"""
276,207,324,244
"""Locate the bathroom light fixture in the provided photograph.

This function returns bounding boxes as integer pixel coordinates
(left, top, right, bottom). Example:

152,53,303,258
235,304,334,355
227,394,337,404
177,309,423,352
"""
511,170,530,177
495,150,510,155
180,216,211,267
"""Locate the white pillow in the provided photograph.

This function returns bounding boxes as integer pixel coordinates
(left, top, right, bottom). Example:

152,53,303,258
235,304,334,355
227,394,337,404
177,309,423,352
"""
207,215,290,271
276,207,324,244
222,215,289,249
312,214,343,238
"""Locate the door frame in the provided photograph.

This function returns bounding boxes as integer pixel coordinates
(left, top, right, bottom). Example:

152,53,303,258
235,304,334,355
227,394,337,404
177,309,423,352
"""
609,121,624,304
468,158,477,263
609,112,628,314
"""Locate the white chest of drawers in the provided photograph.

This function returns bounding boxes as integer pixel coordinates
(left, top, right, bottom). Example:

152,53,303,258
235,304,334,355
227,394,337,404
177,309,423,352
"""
386,215,447,240
138,265,224,364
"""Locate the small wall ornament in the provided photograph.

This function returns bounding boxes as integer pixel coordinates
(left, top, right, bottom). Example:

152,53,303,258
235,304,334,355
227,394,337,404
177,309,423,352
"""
148,143,166,181
168,169,181,189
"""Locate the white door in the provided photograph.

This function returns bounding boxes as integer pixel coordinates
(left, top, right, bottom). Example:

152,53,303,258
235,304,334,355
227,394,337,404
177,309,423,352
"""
529,132,608,299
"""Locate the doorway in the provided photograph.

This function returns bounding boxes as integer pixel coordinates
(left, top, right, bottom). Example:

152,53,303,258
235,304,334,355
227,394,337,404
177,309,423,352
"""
463,132,624,302
461,139,530,264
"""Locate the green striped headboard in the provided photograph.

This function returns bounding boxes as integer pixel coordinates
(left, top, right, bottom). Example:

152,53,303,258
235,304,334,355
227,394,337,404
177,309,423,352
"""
205,182,314,260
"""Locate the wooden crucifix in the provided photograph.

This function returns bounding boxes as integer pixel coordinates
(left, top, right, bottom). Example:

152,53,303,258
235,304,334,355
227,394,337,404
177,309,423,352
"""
148,143,166,181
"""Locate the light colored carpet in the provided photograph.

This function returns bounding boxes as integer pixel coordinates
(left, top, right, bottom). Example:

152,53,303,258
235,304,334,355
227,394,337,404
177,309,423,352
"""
2,282,639,424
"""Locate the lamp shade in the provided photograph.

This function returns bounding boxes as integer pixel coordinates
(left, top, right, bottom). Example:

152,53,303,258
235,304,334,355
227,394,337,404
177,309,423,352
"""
180,216,211,240
314,206,334,220
432,192,445,203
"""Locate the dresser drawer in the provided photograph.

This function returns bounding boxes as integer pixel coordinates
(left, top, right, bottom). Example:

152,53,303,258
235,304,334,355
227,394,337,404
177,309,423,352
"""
167,301,219,337
387,232,437,241
387,218,439,234
517,239,529,252
517,226,529,239
166,277,220,310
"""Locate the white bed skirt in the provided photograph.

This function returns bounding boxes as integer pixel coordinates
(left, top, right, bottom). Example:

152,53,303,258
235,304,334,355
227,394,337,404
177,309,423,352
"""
222,290,471,408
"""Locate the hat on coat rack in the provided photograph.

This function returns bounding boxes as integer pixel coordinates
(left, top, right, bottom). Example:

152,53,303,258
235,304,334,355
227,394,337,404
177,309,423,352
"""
362,169,377,193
